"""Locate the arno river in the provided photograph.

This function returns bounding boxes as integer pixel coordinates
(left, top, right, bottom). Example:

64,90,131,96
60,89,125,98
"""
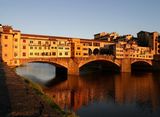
16,63,160,117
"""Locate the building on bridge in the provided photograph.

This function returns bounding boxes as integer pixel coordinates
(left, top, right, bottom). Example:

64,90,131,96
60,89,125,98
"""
137,31,160,54
0,25,114,66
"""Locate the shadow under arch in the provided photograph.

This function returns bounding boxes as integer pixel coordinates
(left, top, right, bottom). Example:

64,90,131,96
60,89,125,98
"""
20,61,68,78
131,61,153,72
79,60,120,75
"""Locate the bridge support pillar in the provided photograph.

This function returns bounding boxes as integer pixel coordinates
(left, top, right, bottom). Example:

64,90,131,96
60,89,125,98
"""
153,55,160,71
121,58,131,72
68,59,79,75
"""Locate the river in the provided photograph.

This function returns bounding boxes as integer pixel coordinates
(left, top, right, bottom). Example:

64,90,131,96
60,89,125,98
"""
16,63,160,117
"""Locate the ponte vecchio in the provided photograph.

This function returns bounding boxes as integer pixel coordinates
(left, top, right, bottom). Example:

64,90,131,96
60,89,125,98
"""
0,25,160,75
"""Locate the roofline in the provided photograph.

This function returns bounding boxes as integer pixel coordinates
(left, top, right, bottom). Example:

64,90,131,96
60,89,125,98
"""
21,33,92,40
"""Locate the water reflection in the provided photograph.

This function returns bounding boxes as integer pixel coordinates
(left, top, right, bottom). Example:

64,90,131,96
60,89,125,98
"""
16,63,160,117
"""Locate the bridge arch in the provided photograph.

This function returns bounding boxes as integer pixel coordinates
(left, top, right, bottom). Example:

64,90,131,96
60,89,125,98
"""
19,59,68,69
79,56,121,73
18,58,70,76
131,59,152,66
131,59,153,71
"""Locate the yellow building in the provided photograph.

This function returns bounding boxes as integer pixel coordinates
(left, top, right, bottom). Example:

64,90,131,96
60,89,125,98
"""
115,41,153,59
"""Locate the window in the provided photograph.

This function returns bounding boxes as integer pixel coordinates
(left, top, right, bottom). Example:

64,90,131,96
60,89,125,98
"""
65,52,68,55
93,43,100,46
22,52,26,56
53,42,56,44
14,53,18,57
23,40,26,43
38,41,41,45
83,48,88,50
35,47,37,49
15,39,18,42
45,41,49,44
4,44,7,47
77,47,80,50
39,47,42,49
14,60,17,64
59,47,63,49
65,47,69,50
30,52,33,55
30,40,33,43
23,46,26,49
41,52,45,56
46,52,48,56
59,53,62,56
15,46,18,48
30,46,33,49
5,36,8,39
52,52,56,56
35,53,39,56
4,54,7,57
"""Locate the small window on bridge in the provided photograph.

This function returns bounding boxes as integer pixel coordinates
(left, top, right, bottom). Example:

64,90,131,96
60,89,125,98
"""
83,53,88,55
22,52,26,56
59,47,63,49
23,40,26,43
52,52,56,56
14,53,18,57
65,52,68,55
38,41,41,45
5,36,8,39
23,46,26,49
15,38,18,42
14,60,17,64
77,47,80,50
59,53,62,56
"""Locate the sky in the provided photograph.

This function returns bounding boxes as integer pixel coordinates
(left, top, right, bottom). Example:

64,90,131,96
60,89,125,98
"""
1,0,160,38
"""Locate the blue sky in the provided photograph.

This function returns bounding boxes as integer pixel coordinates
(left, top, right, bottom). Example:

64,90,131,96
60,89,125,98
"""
1,0,160,38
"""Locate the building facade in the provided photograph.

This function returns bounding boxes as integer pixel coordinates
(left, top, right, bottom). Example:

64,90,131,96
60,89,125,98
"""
0,25,114,66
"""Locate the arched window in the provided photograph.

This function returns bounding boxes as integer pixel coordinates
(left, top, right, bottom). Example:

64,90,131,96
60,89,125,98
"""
93,48,99,55
88,48,92,55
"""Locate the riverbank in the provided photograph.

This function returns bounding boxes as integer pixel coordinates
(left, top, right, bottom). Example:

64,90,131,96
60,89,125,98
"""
0,63,65,117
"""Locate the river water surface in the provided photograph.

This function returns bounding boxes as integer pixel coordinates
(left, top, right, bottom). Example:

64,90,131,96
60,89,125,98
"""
16,63,160,117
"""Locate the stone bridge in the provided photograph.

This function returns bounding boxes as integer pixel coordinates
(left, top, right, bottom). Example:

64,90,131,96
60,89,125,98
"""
17,55,154,75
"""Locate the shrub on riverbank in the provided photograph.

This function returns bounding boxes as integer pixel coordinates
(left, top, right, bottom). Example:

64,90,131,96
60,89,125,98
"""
22,77,78,117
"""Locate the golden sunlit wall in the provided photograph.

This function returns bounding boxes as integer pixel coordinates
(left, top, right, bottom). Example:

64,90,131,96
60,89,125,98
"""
1,26,14,65
12,31,21,65
57,39,71,57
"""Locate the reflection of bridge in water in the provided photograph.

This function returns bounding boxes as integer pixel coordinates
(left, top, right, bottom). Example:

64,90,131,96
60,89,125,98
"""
44,73,160,112
19,55,154,75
